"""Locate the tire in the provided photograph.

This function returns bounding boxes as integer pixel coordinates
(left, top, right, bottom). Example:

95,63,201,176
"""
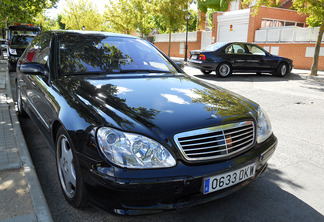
201,70,212,75
16,85,28,117
56,127,88,208
216,63,232,78
274,63,288,77
256,72,262,76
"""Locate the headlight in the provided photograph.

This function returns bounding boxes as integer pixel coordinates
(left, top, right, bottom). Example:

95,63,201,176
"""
256,107,272,143
9,48,17,55
97,127,176,168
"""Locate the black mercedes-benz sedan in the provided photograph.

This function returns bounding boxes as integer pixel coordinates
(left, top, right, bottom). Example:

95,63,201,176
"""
16,31,277,215
188,42,293,77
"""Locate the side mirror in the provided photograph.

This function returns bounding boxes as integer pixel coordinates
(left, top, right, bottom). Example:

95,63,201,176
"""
20,63,46,75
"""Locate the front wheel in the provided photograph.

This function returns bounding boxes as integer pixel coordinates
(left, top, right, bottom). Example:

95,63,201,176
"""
274,63,288,77
216,63,232,78
56,127,88,208
16,86,28,117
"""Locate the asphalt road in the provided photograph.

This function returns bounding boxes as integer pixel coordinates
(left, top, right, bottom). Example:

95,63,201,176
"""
9,68,324,222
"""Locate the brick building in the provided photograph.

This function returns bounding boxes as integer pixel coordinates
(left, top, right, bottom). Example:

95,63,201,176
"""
154,4,324,70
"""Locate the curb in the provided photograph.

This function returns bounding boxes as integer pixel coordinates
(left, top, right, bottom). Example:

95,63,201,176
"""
4,65,54,222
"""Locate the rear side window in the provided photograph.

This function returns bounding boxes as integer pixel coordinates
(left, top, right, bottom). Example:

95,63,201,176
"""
58,34,178,75
225,44,246,54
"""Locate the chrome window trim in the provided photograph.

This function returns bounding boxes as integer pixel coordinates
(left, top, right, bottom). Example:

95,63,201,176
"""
174,121,255,162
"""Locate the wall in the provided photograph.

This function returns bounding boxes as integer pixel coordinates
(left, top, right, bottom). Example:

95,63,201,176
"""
247,6,307,42
258,43,324,70
154,31,202,58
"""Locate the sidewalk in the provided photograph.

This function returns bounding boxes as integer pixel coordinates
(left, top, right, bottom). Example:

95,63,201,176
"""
0,60,53,222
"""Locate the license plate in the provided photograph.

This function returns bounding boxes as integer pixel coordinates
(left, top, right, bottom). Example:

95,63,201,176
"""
203,163,256,194
191,55,198,59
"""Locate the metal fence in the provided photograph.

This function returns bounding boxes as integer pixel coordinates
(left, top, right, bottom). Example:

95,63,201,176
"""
255,27,324,43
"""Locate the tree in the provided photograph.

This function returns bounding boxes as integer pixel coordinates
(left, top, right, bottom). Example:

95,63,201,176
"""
103,0,155,37
132,0,155,37
0,0,58,26
197,0,231,13
292,0,324,76
103,0,134,34
242,0,324,76
61,0,104,31
57,14,66,30
34,12,57,31
154,0,193,57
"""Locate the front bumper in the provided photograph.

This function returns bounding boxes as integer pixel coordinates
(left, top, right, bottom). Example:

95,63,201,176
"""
80,135,277,215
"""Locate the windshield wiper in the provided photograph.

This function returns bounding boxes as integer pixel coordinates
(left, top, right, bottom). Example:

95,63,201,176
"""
118,69,172,74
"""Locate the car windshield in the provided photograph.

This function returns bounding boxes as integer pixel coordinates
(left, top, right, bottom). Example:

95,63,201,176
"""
202,42,227,51
58,34,178,75
12,36,34,45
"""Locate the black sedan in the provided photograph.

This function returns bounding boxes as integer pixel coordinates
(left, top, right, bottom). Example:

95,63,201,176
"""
188,42,293,77
16,31,277,215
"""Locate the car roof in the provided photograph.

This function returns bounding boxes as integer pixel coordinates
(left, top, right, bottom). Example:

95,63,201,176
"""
8,25,41,31
45,30,139,39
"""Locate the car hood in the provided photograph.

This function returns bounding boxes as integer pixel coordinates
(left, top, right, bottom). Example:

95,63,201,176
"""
58,74,258,138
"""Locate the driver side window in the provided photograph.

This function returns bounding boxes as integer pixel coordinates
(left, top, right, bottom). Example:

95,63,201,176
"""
225,44,246,54
247,45,266,56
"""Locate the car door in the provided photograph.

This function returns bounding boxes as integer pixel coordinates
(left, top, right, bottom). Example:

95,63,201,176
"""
246,44,275,71
224,43,250,71
19,33,54,132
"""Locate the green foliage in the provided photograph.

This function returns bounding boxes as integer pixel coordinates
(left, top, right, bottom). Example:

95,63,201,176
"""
34,13,55,31
57,14,66,30
197,0,230,13
292,0,324,27
188,10,198,32
154,0,193,32
103,0,155,37
0,0,58,25
61,0,104,31
103,0,135,34
153,0,193,56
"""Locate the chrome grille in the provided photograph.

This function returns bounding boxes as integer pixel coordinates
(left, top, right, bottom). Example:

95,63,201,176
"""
174,121,255,161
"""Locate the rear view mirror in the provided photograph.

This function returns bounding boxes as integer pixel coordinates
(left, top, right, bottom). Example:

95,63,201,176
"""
20,63,46,75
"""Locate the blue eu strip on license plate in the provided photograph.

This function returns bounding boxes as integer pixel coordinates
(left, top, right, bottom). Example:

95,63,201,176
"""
203,163,256,194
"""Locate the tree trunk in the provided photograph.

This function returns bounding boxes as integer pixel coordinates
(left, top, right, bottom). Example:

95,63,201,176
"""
168,29,171,57
310,15,324,76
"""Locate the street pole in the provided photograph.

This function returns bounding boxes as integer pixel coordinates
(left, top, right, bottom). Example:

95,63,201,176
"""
185,19,189,61
184,12,191,62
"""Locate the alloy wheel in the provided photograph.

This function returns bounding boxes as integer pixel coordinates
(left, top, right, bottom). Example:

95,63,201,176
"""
57,134,77,199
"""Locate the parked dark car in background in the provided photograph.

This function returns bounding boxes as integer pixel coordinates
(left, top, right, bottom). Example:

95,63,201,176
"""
7,35,36,71
16,30,277,215
0,38,7,53
189,42,293,77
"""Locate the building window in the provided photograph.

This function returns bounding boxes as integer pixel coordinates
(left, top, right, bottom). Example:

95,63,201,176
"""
261,19,305,28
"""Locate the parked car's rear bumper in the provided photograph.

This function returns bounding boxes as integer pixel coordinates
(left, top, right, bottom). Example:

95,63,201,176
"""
80,135,277,215
188,59,218,71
